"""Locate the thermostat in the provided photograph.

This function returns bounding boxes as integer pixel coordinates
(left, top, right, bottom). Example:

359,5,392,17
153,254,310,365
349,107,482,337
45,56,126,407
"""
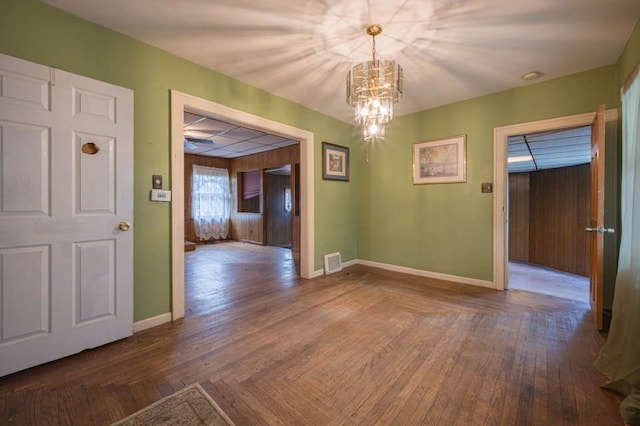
150,189,172,202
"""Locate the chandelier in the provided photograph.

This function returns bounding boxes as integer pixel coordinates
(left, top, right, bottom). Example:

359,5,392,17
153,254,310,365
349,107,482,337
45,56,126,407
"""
346,24,403,142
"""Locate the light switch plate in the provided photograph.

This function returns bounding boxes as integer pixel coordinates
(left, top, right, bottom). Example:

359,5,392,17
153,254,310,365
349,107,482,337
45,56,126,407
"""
152,174,163,189
481,182,493,193
150,189,171,202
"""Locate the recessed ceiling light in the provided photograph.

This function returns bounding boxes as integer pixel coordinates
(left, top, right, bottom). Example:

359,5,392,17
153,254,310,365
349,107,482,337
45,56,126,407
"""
522,71,544,81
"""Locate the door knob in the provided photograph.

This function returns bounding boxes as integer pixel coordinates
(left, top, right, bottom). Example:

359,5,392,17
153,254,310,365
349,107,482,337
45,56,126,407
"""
118,221,131,231
585,226,615,234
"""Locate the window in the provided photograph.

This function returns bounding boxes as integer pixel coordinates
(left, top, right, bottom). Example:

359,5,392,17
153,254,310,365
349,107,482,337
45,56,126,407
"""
191,165,230,240
238,169,261,213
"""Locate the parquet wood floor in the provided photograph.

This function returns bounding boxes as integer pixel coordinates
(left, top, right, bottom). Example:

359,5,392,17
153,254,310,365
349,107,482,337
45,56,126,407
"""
0,242,623,425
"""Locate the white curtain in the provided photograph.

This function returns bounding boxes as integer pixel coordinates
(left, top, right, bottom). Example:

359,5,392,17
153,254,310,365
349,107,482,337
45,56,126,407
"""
191,165,230,240
595,71,640,424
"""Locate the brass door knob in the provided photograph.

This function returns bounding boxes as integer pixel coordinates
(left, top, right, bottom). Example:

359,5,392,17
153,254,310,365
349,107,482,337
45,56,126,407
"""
118,221,131,231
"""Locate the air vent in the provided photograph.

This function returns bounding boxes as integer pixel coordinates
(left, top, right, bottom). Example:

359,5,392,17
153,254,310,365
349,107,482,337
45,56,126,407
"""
324,252,342,275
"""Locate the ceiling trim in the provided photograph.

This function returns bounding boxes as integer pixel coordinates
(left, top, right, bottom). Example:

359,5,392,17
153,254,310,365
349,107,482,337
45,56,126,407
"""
170,90,315,320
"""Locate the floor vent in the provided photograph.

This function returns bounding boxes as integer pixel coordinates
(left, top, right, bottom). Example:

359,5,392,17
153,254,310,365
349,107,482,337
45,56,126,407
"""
324,252,342,275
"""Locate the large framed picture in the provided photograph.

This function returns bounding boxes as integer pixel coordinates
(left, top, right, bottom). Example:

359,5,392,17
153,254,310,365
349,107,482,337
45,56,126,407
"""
322,142,349,181
413,135,466,184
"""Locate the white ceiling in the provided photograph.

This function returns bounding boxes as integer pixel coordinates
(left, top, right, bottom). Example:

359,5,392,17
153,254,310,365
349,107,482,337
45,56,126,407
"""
184,112,298,158
40,0,640,123
507,126,591,173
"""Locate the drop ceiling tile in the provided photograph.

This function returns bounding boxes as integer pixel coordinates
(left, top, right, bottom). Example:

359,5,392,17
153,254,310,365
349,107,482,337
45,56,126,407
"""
189,118,237,133
184,130,215,140
198,148,235,158
210,135,242,147
273,139,298,147
243,145,277,155
223,127,266,140
184,145,213,154
249,134,290,145
227,141,263,152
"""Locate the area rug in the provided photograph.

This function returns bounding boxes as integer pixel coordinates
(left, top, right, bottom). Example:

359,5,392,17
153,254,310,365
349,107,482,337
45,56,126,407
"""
112,383,235,425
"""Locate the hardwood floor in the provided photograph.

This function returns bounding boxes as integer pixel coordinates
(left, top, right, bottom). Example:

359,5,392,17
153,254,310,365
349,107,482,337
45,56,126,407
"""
1,242,623,425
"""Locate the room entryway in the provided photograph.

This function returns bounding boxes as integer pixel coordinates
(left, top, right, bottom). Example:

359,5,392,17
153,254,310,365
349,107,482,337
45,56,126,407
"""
506,125,592,303
495,108,617,329
170,91,315,320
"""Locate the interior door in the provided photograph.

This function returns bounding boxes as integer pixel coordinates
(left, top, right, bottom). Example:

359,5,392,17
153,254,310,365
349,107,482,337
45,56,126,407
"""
588,104,606,330
0,54,134,376
265,168,291,247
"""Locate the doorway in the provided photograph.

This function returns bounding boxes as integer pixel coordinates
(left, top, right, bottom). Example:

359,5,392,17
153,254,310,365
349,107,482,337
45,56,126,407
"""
170,91,315,320
264,165,292,248
506,126,591,302
493,109,617,292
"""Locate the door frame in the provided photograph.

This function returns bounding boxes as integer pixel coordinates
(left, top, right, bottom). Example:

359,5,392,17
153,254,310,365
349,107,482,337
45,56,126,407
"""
492,109,617,290
170,90,315,320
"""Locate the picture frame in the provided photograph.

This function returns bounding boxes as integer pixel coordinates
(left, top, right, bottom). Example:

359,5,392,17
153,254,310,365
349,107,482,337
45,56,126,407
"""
413,135,467,184
322,142,350,181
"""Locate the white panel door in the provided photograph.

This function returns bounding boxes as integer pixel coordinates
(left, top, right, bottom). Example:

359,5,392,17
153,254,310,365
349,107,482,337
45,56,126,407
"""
0,53,133,377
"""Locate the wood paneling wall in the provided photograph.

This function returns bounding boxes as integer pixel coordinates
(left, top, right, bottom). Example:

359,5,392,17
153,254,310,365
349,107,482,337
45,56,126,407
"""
508,173,530,262
230,145,300,244
184,154,231,243
508,164,590,276
529,164,590,276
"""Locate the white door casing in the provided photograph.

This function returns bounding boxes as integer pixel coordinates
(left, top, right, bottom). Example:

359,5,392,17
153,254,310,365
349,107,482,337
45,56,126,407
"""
0,54,134,377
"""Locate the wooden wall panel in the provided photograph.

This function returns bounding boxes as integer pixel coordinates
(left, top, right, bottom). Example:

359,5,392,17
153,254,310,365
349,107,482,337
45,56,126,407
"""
528,164,590,276
508,173,530,262
230,145,299,244
184,154,231,243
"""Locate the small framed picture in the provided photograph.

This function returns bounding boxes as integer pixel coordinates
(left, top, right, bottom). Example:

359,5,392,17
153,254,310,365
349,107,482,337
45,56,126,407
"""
413,135,467,184
322,142,350,181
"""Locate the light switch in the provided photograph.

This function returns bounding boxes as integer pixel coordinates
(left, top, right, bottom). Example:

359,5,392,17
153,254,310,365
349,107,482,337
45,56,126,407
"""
481,182,493,193
152,174,163,189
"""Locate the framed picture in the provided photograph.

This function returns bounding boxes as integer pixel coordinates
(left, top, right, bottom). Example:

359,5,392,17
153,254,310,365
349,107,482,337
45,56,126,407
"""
322,142,350,181
413,135,467,184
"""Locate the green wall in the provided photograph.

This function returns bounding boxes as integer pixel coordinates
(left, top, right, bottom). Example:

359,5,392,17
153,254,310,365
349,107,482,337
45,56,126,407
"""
1,0,637,320
617,19,640,91
0,0,358,321
356,66,618,281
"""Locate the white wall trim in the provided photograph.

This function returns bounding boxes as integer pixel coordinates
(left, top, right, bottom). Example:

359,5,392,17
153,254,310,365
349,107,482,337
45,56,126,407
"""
342,259,358,268
493,108,618,291
170,90,315,320
133,312,172,333
353,259,495,289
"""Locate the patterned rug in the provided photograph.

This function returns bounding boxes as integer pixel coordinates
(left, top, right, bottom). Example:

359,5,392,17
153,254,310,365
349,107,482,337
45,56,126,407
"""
111,383,235,425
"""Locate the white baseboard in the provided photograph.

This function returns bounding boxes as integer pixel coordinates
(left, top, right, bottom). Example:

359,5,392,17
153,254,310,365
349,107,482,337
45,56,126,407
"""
312,258,358,278
133,312,172,333
354,259,496,289
309,258,493,289
342,259,358,268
